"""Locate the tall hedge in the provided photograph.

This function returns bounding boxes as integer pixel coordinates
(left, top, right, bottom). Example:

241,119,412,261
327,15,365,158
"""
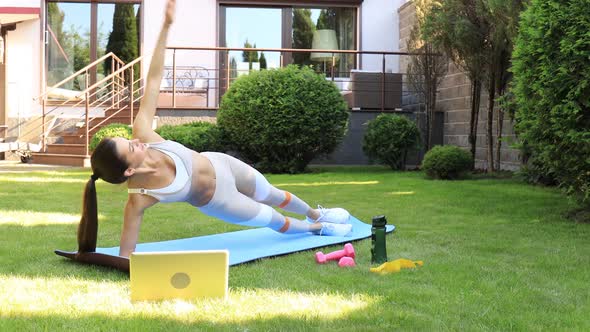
156,122,224,153
217,65,348,173
511,0,590,204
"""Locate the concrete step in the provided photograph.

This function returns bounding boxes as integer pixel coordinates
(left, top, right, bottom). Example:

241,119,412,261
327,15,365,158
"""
30,153,89,167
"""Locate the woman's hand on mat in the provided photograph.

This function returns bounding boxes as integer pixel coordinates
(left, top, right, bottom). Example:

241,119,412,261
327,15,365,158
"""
165,0,176,26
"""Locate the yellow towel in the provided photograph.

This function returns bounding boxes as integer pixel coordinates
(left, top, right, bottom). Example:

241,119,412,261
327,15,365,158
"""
369,259,424,275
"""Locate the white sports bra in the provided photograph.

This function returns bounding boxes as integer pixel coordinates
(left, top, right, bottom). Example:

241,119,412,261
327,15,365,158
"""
127,141,193,203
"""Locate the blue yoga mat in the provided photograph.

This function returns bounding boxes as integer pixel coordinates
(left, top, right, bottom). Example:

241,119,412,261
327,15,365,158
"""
96,216,395,266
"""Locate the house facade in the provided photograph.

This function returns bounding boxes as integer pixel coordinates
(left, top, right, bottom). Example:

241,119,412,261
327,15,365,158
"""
1,0,405,116
0,0,519,170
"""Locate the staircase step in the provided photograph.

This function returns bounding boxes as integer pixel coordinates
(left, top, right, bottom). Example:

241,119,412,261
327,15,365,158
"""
61,135,88,145
31,153,90,167
105,106,138,117
46,143,87,155
104,109,132,118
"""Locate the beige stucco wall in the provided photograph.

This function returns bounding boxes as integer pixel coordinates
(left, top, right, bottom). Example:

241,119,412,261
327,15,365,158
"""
5,19,42,120
142,0,217,106
398,1,520,171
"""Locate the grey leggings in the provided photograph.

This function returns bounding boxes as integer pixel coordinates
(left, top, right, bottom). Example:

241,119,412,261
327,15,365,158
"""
197,152,313,233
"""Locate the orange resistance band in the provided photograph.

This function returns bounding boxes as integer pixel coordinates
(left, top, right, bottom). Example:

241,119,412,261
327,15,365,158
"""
278,217,291,233
278,191,292,209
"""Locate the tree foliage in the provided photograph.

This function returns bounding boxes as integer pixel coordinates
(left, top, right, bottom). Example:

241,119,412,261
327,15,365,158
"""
406,0,448,151
46,4,68,86
259,52,267,69
292,8,315,66
317,9,336,30
422,0,525,171
479,0,525,171
230,57,238,79
242,39,259,70
423,0,488,169
511,0,590,204
104,4,138,79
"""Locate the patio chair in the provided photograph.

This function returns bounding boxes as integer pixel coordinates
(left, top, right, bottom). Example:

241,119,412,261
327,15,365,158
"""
160,65,209,106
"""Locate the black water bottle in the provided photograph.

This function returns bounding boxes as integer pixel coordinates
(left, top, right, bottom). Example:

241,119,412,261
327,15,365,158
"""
371,215,388,264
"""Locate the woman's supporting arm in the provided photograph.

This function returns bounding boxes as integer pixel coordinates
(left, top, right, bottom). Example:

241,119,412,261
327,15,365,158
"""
119,194,157,257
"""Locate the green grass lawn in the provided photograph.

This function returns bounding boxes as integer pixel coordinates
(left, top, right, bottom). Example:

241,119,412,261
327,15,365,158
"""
0,166,588,331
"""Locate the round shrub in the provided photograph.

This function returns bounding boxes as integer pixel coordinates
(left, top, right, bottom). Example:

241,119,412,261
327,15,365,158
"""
421,145,472,179
217,65,348,173
511,0,590,204
362,114,420,170
89,123,132,151
156,121,224,152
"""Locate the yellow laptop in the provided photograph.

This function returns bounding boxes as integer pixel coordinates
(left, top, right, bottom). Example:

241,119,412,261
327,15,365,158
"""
130,250,229,302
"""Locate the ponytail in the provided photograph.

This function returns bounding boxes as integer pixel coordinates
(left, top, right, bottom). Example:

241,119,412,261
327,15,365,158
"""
78,176,98,253
77,137,129,253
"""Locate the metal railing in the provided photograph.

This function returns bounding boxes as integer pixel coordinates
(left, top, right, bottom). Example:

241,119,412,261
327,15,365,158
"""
9,46,429,159
161,46,427,112
12,52,144,156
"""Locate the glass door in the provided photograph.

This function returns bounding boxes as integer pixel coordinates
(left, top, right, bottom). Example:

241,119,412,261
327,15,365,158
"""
226,7,283,74
46,2,91,90
220,6,283,99
292,7,356,78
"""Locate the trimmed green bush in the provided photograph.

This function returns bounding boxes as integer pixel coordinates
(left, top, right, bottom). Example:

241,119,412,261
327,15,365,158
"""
217,65,348,173
421,145,472,179
155,121,224,152
511,0,590,204
362,114,420,170
89,123,132,151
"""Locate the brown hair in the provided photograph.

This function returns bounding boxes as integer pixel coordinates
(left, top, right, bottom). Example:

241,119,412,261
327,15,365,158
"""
77,138,129,253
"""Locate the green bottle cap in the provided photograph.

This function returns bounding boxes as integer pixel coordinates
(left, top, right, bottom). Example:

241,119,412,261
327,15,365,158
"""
371,215,387,227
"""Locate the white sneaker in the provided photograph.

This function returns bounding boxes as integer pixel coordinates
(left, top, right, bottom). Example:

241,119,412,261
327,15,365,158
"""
318,222,353,236
308,205,350,224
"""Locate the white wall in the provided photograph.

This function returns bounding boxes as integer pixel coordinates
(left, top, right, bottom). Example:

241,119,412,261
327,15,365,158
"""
361,0,408,73
1,0,40,7
6,19,41,117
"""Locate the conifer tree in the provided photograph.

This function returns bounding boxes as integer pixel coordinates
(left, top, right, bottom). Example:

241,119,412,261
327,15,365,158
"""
292,8,314,66
104,4,138,84
259,52,267,69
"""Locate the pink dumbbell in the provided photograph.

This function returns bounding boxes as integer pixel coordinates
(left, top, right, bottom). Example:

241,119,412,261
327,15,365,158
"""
338,256,356,267
315,243,355,264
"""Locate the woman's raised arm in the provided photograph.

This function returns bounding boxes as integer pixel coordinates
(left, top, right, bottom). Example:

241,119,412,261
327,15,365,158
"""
132,0,176,142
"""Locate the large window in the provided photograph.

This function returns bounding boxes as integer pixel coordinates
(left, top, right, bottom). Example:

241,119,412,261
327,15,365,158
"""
220,4,357,78
46,1,141,90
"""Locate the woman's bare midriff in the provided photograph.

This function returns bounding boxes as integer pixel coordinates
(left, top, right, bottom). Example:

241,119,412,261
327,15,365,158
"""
189,152,217,207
